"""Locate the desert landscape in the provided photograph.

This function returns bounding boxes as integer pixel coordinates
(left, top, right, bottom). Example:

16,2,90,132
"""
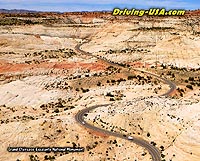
0,10,199,161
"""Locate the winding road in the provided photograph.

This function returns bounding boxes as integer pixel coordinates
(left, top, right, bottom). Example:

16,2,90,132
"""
0,30,176,160
75,40,176,161
75,39,176,161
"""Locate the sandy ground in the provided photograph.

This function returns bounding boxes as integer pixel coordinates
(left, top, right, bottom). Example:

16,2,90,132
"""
0,14,199,161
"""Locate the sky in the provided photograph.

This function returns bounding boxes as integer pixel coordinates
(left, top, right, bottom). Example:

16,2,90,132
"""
0,0,199,12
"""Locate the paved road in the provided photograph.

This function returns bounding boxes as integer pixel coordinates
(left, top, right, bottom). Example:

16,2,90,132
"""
1,31,176,160
75,41,176,97
75,41,176,161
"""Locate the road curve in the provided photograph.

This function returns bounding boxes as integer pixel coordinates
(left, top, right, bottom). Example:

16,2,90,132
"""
75,41,176,161
2,31,175,160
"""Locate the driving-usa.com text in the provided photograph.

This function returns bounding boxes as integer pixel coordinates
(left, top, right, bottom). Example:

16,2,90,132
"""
112,8,185,16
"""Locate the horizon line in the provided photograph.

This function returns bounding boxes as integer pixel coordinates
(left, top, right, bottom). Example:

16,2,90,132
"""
0,8,199,13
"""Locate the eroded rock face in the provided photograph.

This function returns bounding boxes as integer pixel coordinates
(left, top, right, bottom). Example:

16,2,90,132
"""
85,97,200,161
0,11,199,161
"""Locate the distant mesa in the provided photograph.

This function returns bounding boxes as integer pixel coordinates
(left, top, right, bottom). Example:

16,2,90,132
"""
0,8,199,17
0,9,38,13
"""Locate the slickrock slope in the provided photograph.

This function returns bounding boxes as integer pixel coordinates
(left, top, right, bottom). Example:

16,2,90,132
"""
0,11,199,161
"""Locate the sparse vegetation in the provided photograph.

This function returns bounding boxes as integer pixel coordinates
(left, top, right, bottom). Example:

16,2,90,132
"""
0,11,199,161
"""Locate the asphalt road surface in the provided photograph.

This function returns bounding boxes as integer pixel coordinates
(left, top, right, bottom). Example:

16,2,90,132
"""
75,41,176,161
